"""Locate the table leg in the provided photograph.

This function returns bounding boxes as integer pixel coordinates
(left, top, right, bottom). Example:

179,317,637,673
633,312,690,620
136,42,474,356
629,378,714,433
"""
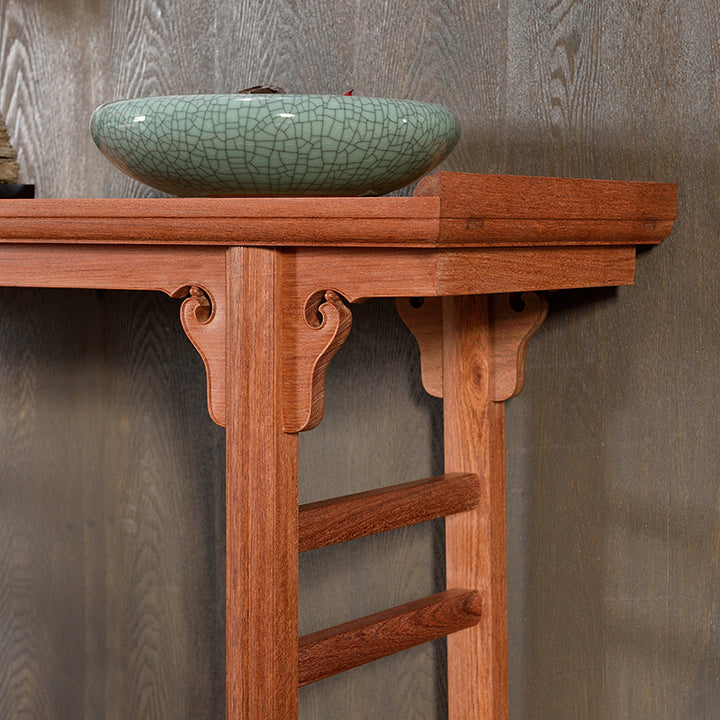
443,295,509,720
225,247,299,720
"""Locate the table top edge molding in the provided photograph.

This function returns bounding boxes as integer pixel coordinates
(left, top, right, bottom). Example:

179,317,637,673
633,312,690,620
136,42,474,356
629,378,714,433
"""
0,172,676,248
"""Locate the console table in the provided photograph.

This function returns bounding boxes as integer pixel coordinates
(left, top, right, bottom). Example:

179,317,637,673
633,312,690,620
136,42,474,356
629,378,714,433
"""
0,172,676,719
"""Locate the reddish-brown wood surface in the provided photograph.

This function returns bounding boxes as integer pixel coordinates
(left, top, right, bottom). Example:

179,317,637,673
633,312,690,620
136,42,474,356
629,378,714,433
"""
0,237,640,435
225,246,299,720
435,246,637,294
396,296,445,397
298,589,483,687
0,243,225,292
0,196,440,245
443,295,509,720
398,293,549,403
415,172,677,246
299,473,480,552
488,293,549,401
416,172,677,218
280,285,354,433
0,171,676,247
282,242,637,432
287,246,636,304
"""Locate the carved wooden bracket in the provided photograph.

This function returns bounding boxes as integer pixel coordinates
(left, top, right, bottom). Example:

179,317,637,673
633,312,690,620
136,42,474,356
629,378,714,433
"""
282,289,353,433
176,282,226,426
397,292,548,401
178,276,354,433
0,244,233,429
177,268,545,429
488,292,548,400
279,250,553,433
396,296,444,398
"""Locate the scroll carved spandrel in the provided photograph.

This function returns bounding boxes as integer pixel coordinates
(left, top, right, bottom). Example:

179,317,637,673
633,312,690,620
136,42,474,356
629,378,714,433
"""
178,284,227,426
397,292,548,401
282,289,353,433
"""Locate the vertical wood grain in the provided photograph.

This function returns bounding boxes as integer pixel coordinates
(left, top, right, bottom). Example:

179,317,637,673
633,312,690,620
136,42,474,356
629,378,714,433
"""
504,3,720,720
225,247,298,720
0,1,111,196
0,287,226,720
443,295,508,720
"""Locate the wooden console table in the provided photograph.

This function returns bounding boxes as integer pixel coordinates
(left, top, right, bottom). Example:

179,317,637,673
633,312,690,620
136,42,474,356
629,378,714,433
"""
0,172,676,719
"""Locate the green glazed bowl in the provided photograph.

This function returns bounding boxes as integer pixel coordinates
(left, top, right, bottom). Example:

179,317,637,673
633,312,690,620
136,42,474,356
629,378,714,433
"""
89,94,460,197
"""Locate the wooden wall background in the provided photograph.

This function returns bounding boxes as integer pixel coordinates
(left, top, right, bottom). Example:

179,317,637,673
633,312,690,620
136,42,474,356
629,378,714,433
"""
0,0,717,718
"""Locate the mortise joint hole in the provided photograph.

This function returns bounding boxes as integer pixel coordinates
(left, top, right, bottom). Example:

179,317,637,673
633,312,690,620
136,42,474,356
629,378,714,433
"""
509,293,526,313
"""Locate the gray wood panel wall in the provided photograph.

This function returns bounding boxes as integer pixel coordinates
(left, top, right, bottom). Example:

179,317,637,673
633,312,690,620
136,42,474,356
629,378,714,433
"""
0,1,717,718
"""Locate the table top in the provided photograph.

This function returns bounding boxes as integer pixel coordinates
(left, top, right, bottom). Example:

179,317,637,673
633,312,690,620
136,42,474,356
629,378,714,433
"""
0,172,677,248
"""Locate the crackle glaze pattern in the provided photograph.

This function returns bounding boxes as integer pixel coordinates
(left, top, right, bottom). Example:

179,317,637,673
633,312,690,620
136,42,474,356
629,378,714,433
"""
90,94,460,197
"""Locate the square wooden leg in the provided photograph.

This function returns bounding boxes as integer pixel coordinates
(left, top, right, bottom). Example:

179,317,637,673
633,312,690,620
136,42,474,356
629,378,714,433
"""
443,295,509,720
225,247,299,720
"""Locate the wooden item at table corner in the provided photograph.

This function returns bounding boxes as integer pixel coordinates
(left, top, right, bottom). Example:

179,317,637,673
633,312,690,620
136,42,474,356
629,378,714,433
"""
414,170,678,221
280,240,612,435
488,292,549,400
0,112,20,184
225,246,299,720
396,291,548,401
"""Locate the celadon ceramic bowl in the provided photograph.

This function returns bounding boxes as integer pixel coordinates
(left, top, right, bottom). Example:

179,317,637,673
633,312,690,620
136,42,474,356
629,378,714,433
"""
89,94,460,197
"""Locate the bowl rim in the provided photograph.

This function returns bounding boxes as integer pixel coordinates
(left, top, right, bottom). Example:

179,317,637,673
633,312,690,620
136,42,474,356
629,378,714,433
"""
91,93,460,115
